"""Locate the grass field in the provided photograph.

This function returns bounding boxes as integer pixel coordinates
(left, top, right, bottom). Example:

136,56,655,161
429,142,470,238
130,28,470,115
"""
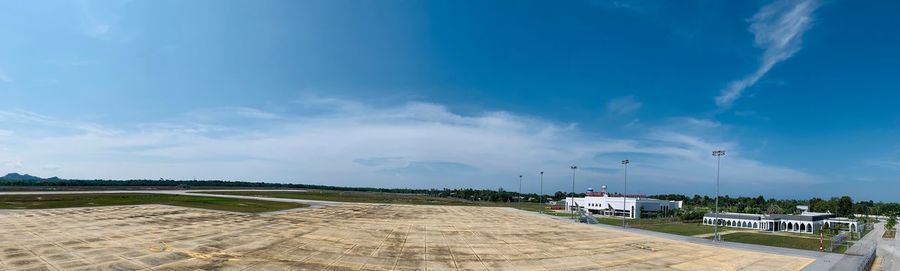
0,193,307,213
635,223,716,236
716,232,845,253
194,190,573,215
593,216,714,236
195,190,480,206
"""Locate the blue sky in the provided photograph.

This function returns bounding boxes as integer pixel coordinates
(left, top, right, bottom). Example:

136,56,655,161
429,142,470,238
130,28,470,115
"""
1,0,899,201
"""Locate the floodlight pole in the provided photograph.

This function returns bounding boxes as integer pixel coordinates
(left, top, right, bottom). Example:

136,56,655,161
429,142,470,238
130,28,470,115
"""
712,150,726,242
622,159,629,228
540,171,544,214
518,175,523,210
570,165,578,221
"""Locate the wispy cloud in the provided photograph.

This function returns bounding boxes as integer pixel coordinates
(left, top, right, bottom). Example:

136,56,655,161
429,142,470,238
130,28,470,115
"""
0,67,12,83
715,0,819,107
605,96,643,115
0,99,819,195
866,160,900,170
78,0,114,39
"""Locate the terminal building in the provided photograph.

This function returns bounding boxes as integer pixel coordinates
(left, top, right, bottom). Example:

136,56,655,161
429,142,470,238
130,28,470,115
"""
702,206,861,234
565,185,683,219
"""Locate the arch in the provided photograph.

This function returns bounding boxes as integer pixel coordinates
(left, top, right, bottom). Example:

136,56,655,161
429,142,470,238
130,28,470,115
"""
782,222,786,230
800,223,806,232
850,224,856,232
753,222,758,229
787,223,793,231
794,223,799,231
807,223,812,232
727,220,732,226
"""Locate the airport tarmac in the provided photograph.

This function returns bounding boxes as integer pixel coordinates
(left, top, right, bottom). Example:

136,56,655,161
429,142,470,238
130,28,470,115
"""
0,203,814,271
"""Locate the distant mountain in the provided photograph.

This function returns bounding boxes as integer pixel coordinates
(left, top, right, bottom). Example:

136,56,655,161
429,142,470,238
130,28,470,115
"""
0,173,60,181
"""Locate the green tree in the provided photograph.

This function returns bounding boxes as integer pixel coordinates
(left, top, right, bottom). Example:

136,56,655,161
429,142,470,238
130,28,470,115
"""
836,196,853,217
766,204,785,214
887,215,897,231
809,197,824,212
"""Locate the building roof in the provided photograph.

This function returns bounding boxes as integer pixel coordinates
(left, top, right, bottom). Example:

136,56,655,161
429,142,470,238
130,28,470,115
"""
767,213,835,221
704,212,837,221
704,212,763,220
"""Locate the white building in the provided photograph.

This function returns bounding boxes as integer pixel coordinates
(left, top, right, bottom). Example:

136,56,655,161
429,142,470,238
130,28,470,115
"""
565,186,682,219
702,208,861,234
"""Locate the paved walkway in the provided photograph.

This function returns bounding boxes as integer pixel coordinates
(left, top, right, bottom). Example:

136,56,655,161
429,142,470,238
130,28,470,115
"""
875,221,898,271
692,229,748,238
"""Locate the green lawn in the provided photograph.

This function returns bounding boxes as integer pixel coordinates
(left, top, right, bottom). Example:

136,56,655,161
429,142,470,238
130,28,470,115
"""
592,216,714,236
194,190,570,215
540,211,576,218
715,232,845,253
634,223,716,236
0,193,307,213
194,190,481,206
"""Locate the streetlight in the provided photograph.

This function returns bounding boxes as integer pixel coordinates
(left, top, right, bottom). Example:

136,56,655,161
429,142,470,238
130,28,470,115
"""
621,159,629,228
570,165,578,220
712,149,726,241
539,171,544,214
518,175,523,210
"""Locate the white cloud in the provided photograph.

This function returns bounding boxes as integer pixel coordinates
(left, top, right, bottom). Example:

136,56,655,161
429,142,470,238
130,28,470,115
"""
605,96,643,115
78,0,116,39
0,99,818,194
867,160,900,170
235,107,282,120
0,70,12,83
0,110,55,124
715,0,819,107
0,109,118,135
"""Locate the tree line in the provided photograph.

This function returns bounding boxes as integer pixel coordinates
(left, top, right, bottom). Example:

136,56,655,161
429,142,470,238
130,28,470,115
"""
3,177,897,216
648,194,900,217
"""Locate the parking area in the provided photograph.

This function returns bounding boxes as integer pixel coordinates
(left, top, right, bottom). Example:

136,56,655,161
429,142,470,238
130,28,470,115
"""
0,204,813,270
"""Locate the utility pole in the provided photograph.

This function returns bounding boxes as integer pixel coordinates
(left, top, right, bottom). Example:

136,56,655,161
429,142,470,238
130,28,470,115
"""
539,171,544,214
518,175,523,210
621,159,629,228
570,165,578,221
712,150,726,242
